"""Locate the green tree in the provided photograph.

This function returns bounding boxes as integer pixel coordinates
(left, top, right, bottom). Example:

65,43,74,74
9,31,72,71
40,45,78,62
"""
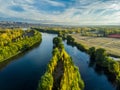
88,47,96,60
95,48,107,66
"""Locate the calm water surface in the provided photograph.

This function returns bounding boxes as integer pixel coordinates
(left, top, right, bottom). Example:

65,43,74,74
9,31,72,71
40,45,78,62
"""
0,33,116,90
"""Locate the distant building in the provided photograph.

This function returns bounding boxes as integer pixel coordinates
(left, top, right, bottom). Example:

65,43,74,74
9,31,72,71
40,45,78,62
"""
108,34,120,38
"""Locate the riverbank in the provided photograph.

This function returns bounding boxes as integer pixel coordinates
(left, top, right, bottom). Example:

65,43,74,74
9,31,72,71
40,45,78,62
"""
0,30,42,62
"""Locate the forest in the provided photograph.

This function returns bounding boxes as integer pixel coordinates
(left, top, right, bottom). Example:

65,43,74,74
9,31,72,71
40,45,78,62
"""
0,28,42,62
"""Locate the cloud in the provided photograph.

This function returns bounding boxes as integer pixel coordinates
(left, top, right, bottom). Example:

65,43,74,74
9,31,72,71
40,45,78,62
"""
0,0,120,25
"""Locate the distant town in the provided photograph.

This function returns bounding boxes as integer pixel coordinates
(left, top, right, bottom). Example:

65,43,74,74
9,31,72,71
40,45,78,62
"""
0,21,42,28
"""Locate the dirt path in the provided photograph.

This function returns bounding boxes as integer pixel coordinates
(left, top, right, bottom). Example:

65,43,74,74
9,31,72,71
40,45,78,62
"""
52,60,64,90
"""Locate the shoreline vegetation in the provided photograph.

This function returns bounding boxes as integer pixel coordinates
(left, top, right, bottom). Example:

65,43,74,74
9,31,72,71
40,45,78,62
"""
38,37,84,90
0,28,42,62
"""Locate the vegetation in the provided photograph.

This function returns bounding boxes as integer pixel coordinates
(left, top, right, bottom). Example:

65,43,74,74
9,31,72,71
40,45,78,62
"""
53,37,64,49
33,26,80,34
88,47,120,84
32,26,120,37
0,28,42,62
33,27,80,39
38,37,84,90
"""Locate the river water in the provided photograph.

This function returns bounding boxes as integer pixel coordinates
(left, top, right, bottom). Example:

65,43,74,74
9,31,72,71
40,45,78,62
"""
0,33,116,90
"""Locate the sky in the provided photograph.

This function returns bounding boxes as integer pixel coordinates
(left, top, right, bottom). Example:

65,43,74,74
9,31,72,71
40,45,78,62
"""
0,0,120,25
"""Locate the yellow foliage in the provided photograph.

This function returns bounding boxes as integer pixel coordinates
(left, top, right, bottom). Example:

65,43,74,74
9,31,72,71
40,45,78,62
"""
1,33,8,39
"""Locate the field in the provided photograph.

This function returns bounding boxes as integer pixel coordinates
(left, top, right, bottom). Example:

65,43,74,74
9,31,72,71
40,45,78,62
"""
71,34,120,58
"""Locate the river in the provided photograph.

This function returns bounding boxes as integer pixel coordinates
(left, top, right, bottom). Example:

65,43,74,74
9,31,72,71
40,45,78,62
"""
0,33,116,90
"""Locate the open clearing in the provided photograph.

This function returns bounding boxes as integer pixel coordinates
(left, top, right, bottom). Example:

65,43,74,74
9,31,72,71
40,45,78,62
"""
71,34,120,58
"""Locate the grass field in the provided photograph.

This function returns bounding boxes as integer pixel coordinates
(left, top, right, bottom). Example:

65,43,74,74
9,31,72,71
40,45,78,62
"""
71,34,120,58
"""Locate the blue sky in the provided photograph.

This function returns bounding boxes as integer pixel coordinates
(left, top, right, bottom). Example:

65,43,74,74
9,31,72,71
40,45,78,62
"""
0,0,120,25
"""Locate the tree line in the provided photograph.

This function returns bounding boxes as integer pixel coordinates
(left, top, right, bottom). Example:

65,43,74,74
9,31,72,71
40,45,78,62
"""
0,29,42,62
32,26,120,37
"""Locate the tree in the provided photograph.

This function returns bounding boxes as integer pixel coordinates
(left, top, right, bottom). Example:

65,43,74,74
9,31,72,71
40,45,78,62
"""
88,47,96,60
95,48,107,66
38,72,53,90
53,37,63,48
